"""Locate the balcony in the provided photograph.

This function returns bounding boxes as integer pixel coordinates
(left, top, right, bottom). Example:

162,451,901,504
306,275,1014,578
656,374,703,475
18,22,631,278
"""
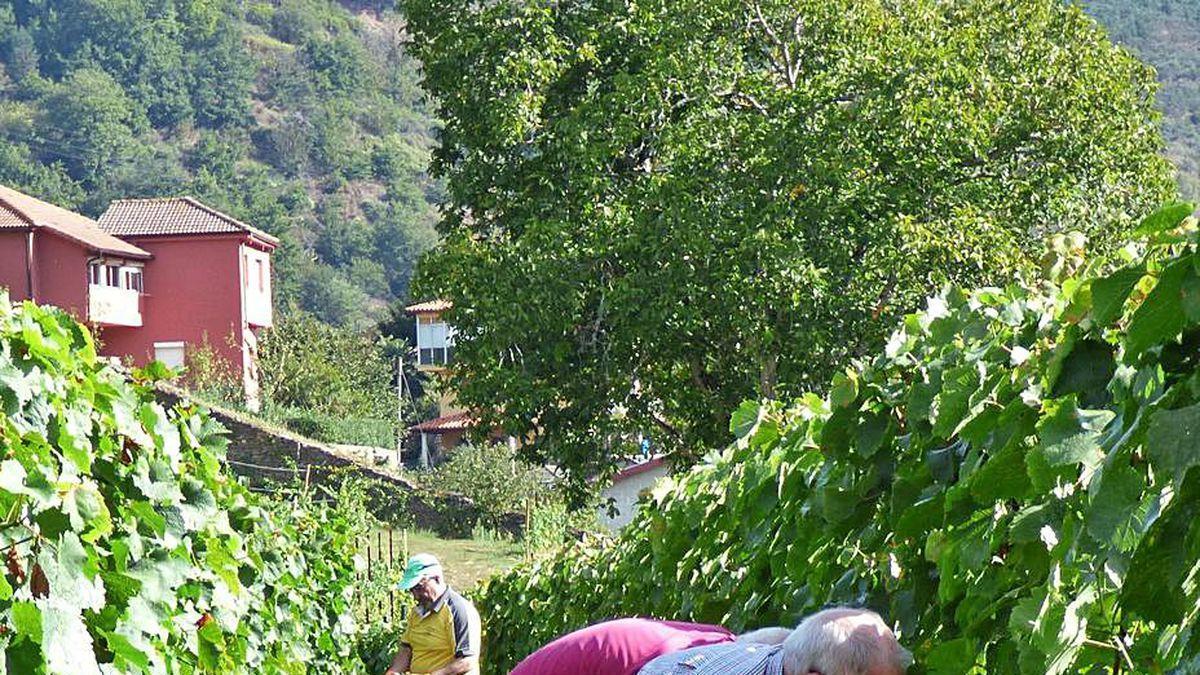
89,284,142,327
245,289,272,328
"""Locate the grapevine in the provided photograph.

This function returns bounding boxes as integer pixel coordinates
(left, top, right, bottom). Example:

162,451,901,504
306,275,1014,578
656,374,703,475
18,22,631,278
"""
477,203,1200,674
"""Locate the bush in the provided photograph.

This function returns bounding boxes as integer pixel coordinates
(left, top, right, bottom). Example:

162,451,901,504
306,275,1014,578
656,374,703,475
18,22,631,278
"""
275,406,395,447
356,622,402,674
474,204,1200,674
416,443,552,531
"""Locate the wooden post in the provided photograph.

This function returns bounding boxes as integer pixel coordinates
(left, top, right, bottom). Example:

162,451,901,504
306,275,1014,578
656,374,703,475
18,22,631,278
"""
365,540,372,622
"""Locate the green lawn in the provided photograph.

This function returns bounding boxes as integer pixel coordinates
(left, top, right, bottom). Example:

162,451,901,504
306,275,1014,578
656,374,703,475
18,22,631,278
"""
362,528,526,591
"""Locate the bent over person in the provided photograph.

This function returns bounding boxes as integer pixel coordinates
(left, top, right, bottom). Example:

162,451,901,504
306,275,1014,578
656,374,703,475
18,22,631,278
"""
508,618,740,675
385,554,482,675
638,608,911,675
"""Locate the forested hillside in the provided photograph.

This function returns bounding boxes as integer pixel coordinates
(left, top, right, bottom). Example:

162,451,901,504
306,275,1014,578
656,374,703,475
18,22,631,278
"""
0,0,437,330
1082,0,1200,198
0,0,1195,331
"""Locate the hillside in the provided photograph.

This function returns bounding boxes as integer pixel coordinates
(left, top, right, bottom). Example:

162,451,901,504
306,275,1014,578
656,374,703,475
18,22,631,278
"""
0,0,1196,337
1082,0,1200,198
0,0,438,330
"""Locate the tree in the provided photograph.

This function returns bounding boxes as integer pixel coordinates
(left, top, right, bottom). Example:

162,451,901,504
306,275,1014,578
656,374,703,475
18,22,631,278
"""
404,0,1178,494
37,66,139,184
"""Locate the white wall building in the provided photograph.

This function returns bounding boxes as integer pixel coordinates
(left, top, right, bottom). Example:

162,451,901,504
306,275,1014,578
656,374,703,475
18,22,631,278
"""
599,457,670,531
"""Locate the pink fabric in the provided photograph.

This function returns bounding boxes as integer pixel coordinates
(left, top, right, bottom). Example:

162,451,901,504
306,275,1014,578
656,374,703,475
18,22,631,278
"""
508,618,735,675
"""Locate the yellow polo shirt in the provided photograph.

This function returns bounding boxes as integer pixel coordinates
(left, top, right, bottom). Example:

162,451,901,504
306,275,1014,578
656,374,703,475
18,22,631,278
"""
402,588,481,674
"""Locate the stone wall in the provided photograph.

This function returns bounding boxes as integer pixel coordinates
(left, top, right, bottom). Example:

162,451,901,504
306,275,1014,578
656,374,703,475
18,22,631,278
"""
156,386,524,538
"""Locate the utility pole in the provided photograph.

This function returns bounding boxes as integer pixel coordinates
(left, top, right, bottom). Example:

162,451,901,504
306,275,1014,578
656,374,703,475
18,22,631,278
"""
396,356,404,469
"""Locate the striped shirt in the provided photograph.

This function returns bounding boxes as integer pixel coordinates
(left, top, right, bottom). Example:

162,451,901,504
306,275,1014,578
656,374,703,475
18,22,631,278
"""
637,643,785,675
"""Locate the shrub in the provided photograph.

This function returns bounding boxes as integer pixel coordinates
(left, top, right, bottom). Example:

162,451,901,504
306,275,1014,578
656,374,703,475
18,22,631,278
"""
416,443,552,531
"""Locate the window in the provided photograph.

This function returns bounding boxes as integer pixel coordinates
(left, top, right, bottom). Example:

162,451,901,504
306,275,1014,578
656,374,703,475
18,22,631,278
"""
256,259,265,291
153,342,186,370
124,269,143,292
105,265,121,287
416,316,454,366
88,263,102,285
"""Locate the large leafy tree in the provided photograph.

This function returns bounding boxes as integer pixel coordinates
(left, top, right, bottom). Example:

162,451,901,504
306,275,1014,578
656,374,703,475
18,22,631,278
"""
409,0,1175,491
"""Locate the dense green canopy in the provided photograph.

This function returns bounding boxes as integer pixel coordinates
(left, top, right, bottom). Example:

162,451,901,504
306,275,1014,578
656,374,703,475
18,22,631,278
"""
406,0,1177,490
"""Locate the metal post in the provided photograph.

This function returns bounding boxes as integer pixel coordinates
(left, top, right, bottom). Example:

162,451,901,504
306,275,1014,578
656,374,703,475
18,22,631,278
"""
396,356,404,468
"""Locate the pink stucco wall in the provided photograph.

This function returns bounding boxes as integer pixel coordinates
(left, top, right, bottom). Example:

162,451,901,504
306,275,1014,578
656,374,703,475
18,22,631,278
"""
0,229,88,318
0,231,30,300
99,235,247,375
33,231,89,318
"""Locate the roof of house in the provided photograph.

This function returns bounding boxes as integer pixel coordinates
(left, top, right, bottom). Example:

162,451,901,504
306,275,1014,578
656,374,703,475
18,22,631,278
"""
410,411,477,433
611,457,667,482
0,184,152,259
98,197,280,247
405,299,453,314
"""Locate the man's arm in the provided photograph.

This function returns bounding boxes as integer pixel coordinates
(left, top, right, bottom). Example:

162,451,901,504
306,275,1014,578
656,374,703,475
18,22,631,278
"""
444,592,482,674
430,655,478,675
385,643,412,675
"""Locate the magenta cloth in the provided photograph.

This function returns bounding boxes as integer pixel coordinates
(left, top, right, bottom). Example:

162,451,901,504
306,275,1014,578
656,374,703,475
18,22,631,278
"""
508,618,736,675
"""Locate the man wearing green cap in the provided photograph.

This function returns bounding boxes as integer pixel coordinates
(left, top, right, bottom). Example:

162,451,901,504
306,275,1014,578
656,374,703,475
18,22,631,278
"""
385,553,482,675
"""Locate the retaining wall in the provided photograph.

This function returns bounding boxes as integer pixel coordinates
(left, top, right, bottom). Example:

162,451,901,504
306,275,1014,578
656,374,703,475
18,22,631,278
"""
155,385,524,537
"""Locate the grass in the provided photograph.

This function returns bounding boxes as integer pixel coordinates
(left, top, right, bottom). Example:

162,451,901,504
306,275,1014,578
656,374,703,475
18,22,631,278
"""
361,527,526,591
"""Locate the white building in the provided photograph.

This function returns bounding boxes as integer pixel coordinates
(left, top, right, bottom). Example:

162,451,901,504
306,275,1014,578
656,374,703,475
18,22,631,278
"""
599,457,670,530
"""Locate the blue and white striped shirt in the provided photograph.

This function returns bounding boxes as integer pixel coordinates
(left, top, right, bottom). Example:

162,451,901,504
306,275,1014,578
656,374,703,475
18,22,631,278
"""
637,643,786,675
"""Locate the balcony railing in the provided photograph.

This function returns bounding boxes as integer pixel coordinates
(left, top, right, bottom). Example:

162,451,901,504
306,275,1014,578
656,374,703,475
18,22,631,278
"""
418,346,453,367
89,284,142,327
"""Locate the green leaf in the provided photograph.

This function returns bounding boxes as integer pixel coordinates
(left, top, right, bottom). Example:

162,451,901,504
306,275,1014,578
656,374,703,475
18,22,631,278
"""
1146,402,1200,485
1036,398,1112,468
926,637,977,673
1049,339,1115,409
729,401,761,440
1090,264,1145,327
1133,201,1197,237
969,443,1031,502
104,631,151,670
829,370,858,409
1126,256,1192,355
1085,464,1144,542
11,601,41,642
1122,472,1200,623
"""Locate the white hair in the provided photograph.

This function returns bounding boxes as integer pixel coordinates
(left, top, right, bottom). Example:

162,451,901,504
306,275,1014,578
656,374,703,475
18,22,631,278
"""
781,608,912,675
736,627,793,645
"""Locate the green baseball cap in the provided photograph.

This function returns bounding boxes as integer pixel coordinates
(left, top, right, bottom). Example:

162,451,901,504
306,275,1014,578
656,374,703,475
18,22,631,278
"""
398,553,443,590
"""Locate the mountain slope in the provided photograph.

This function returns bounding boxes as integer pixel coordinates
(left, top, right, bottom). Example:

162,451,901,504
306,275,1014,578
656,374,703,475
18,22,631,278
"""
1081,0,1200,198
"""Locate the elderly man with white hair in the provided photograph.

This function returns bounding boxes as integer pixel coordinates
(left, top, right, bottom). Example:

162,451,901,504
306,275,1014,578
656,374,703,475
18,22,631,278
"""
637,608,912,675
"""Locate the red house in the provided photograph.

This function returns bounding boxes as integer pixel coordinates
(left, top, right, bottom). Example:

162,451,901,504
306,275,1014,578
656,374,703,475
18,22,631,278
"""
0,185,277,407
0,184,152,328
98,197,278,408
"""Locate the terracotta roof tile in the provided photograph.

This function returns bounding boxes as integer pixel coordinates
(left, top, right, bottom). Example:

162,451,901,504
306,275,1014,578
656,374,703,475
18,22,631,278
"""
0,185,151,259
98,197,280,247
410,411,476,433
405,299,453,314
0,202,26,228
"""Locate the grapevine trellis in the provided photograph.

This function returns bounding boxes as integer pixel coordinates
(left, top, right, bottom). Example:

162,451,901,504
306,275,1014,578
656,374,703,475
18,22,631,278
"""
0,295,367,673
